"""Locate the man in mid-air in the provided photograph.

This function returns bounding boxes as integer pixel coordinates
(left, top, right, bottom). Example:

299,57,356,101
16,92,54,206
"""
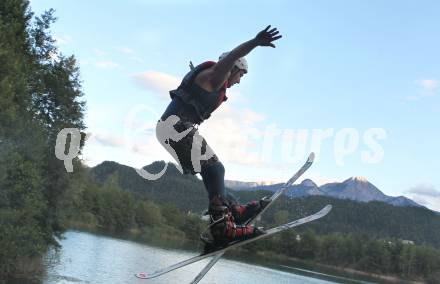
157,25,282,246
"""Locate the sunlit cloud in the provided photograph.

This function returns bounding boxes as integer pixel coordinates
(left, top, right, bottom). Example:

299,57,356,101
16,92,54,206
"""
129,69,272,168
407,78,439,101
83,128,167,168
407,183,440,197
202,103,266,166
416,79,439,91
89,132,125,147
94,68,270,171
409,195,429,206
131,71,180,99
405,183,440,212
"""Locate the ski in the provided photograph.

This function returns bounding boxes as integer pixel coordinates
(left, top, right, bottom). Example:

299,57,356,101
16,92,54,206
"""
190,252,224,284
135,204,332,280
246,152,315,225
188,152,316,283
135,152,316,281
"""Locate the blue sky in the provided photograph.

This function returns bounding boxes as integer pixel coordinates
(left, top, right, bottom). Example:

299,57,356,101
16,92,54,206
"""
30,0,440,211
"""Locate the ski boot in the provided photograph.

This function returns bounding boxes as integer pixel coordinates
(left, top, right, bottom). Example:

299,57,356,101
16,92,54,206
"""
229,196,271,224
202,195,265,252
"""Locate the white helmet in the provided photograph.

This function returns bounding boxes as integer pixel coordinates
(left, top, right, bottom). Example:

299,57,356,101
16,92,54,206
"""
219,52,248,74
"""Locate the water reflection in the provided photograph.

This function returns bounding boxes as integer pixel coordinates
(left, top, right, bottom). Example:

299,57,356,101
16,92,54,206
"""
40,230,376,284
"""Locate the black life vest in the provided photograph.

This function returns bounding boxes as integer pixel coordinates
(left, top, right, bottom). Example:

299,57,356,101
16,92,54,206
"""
169,61,228,124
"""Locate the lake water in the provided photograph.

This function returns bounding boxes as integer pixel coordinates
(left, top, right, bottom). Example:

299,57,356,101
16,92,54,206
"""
41,230,377,284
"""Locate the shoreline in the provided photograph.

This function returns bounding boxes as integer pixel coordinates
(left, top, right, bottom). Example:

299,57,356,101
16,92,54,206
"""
254,250,424,284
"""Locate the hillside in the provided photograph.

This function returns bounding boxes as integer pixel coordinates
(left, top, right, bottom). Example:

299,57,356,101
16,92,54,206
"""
89,160,209,213
90,161,440,248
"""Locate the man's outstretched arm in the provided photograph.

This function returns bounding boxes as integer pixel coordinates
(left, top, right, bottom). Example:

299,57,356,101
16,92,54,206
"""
209,25,282,89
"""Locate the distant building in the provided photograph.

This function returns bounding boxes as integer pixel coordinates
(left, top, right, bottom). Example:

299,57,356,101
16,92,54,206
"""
401,240,414,245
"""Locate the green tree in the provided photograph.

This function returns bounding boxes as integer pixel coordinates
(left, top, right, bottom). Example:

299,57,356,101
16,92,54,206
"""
162,205,185,227
297,231,318,259
273,210,289,225
135,201,164,227
0,0,86,277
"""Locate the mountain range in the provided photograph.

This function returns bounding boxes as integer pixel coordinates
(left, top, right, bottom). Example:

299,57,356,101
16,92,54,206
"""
225,176,422,208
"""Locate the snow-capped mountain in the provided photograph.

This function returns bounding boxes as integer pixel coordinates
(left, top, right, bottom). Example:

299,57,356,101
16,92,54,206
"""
226,176,423,208
320,176,388,202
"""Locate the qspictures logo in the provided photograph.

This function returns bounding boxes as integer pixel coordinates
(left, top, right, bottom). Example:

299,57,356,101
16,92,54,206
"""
55,114,386,180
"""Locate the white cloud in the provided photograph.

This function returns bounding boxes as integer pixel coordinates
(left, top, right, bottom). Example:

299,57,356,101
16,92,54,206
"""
86,67,269,172
407,78,439,101
407,183,440,197
405,183,440,212
95,61,119,69
83,129,169,168
409,195,429,206
416,79,439,91
241,108,266,125
226,89,249,104
89,132,125,147
407,194,440,212
131,71,180,99
201,103,266,166
129,69,271,168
